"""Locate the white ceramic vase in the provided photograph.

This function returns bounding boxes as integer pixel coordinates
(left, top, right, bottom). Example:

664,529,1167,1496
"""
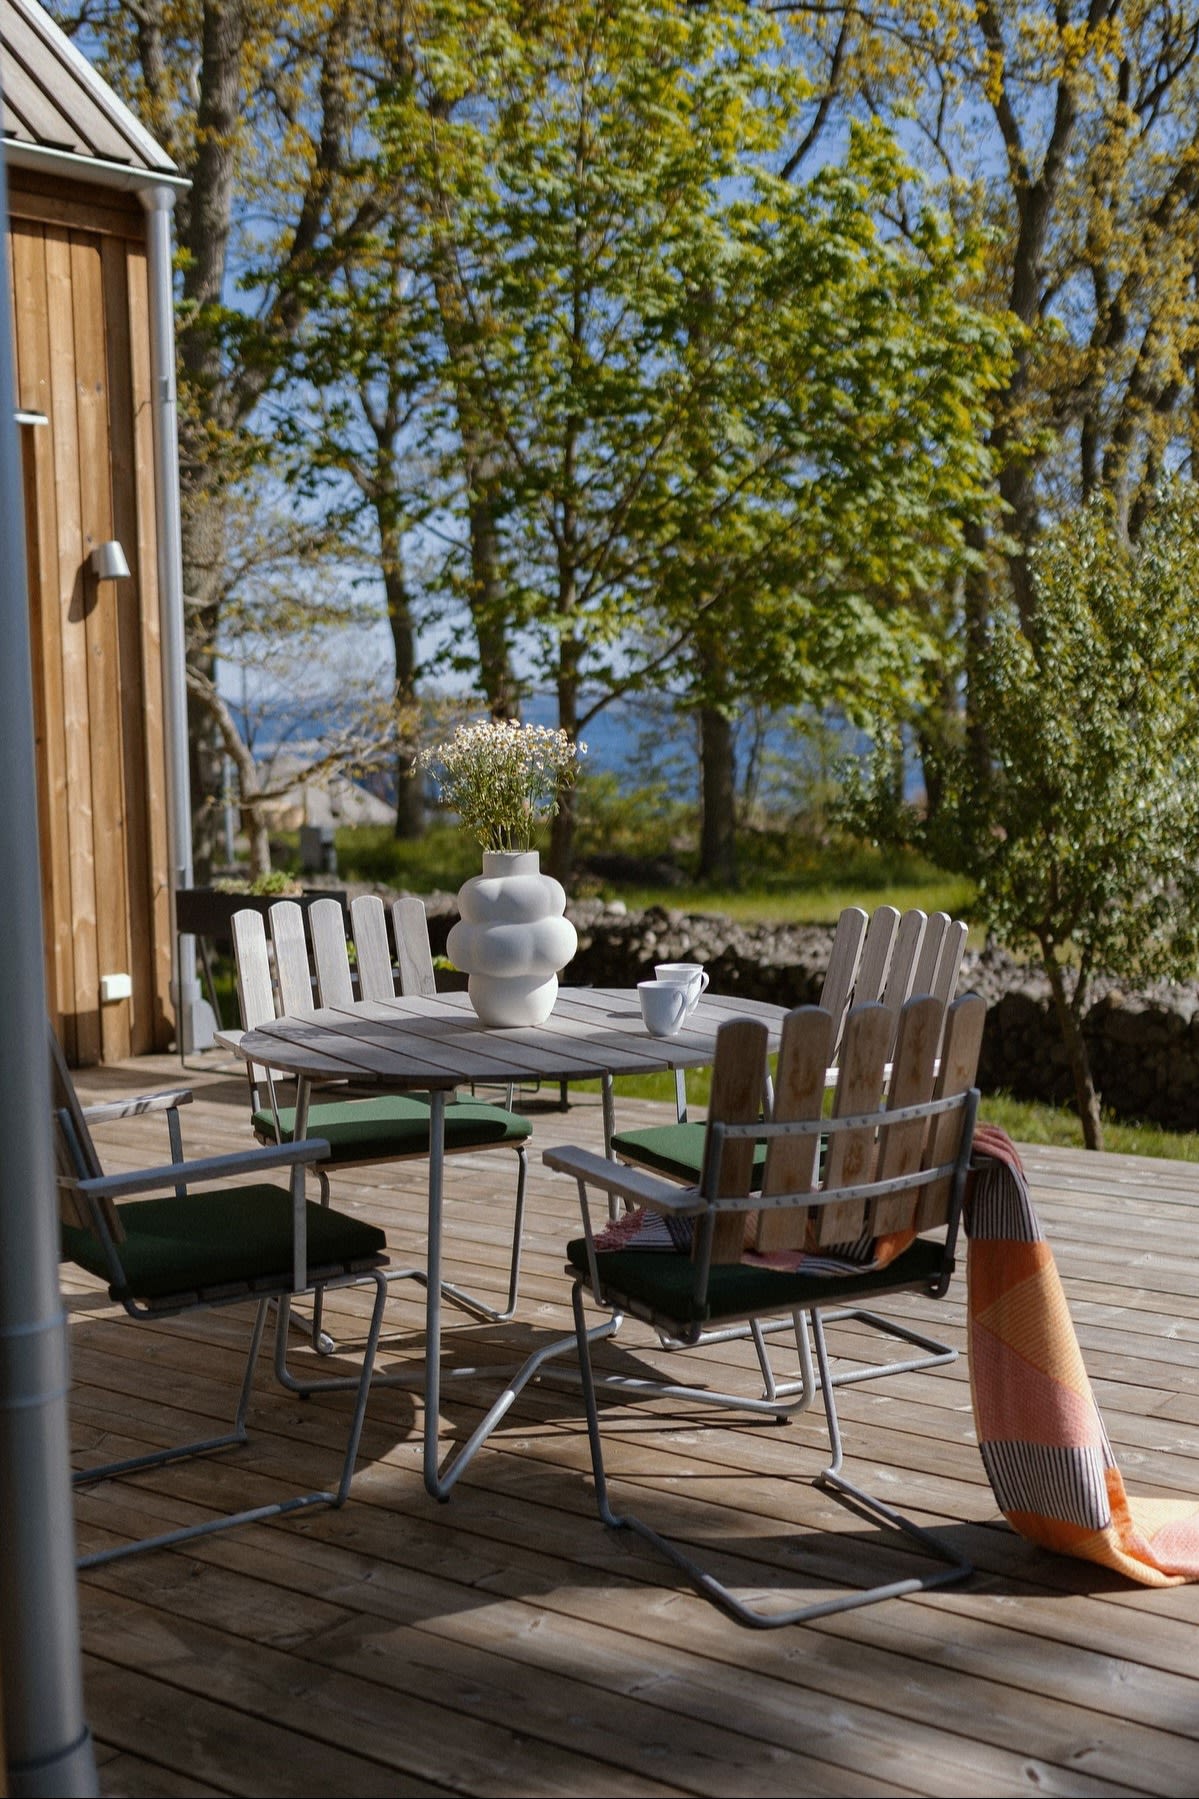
446,850,577,1028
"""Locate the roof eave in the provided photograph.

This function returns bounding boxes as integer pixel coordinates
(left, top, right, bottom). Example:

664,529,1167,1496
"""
4,135,189,193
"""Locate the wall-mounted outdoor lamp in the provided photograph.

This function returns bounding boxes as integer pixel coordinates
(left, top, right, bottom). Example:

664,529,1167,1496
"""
89,539,131,581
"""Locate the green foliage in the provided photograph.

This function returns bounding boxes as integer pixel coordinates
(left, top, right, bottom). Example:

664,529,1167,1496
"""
375,0,1012,743
333,823,483,893
212,869,303,896
333,815,973,927
932,486,1199,988
573,772,691,862
844,479,1199,1145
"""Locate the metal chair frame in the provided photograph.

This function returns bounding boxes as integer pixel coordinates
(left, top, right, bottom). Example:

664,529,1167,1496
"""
54,1041,388,1570
231,901,529,1338
547,997,982,1624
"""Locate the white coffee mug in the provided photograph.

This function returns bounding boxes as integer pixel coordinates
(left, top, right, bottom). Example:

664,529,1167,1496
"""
654,962,710,1016
638,978,688,1038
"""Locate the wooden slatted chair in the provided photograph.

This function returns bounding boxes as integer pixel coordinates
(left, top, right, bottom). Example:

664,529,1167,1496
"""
543,992,984,1626
53,1034,389,1569
229,900,531,1327
608,906,970,1399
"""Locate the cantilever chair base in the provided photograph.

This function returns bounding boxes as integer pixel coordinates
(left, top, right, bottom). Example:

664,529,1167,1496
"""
74,1270,389,1570
546,1307,820,1420
571,1282,972,1628
715,1302,957,1406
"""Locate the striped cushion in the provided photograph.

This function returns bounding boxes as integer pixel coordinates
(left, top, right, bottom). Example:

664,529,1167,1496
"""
252,1094,531,1159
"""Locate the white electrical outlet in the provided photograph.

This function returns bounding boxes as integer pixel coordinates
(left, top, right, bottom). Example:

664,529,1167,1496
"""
100,972,133,1003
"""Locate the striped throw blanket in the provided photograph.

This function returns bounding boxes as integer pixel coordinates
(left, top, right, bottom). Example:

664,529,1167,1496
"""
967,1124,1199,1586
595,1125,1199,1585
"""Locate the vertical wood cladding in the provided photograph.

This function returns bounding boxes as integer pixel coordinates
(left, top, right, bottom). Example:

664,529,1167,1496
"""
7,174,172,1061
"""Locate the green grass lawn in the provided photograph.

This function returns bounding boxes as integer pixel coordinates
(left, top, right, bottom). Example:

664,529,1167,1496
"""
332,822,975,927
558,1070,1199,1162
612,878,976,928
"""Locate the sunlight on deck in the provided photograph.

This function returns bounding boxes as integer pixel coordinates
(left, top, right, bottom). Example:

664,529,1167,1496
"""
69,1050,1199,1799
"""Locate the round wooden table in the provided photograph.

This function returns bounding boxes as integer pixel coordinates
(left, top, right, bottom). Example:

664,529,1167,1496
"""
221,986,788,1497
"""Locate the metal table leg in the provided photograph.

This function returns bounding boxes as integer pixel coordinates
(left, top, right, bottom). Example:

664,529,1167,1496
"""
421,1087,618,1500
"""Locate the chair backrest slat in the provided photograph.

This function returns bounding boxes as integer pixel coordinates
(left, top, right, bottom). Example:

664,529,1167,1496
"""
871,994,942,1235
270,900,317,1015
695,994,981,1270
231,909,282,1091
391,897,437,998
351,895,397,1002
231,910,277,1029
815,1002,893,1247
910,911,949,1005
702,1019,770,1263
915,992,986,1231
308,897,355,1010
932,919,968,1012
754,1006,834,1255
817,907,867,1054
879,909,926,1053
850,906,900,1007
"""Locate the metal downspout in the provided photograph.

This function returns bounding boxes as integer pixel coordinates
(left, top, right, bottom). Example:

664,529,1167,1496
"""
0,128,99,1799
139,185,214,1054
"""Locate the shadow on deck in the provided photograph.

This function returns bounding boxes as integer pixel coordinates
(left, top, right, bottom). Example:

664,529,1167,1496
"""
68,1048,1199,1799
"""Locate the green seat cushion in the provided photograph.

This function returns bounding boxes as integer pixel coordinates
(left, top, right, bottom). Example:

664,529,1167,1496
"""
62,1184,387,1303
252,1094,531,1160
565,1234,948,1327
611,1120,767,1186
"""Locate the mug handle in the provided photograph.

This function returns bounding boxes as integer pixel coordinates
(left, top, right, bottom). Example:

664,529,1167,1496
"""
686,970,710,1013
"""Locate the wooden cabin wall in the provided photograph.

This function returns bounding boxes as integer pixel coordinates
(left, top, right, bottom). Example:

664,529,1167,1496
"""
6,171,172,1064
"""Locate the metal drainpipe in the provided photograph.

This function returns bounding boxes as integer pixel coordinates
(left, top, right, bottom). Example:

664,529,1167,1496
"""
139,184,214,1054
0,129,99,1798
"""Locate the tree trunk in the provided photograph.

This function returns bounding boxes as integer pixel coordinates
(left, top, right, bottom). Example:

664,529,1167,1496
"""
549,633,581,885
699,705,738,885
467,461,519,720
173,1,249,880
962,522,993,798
1043,954,1104,1150
380,524,423,840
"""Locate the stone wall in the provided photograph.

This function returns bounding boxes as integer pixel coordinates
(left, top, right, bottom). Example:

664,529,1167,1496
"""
419,893,1199,1130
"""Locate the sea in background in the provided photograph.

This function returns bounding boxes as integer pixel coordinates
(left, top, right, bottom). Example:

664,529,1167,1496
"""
233,685,880,811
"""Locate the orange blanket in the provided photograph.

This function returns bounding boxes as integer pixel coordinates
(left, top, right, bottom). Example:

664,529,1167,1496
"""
596,1127,1199,1582
967,1125,1199,1586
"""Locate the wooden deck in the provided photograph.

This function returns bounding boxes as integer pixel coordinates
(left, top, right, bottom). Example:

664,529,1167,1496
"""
67,1050,1199,1799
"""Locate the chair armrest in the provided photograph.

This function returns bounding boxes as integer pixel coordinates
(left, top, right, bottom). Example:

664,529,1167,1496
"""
81,1088,193,1125
70,1137,331,1204
542,1145,703,1215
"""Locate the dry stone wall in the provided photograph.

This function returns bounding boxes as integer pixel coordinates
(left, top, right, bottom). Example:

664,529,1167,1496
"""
417,893,1199,1130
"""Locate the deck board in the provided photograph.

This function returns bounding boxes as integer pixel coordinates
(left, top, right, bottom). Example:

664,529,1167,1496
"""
66,1049,1199,1798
